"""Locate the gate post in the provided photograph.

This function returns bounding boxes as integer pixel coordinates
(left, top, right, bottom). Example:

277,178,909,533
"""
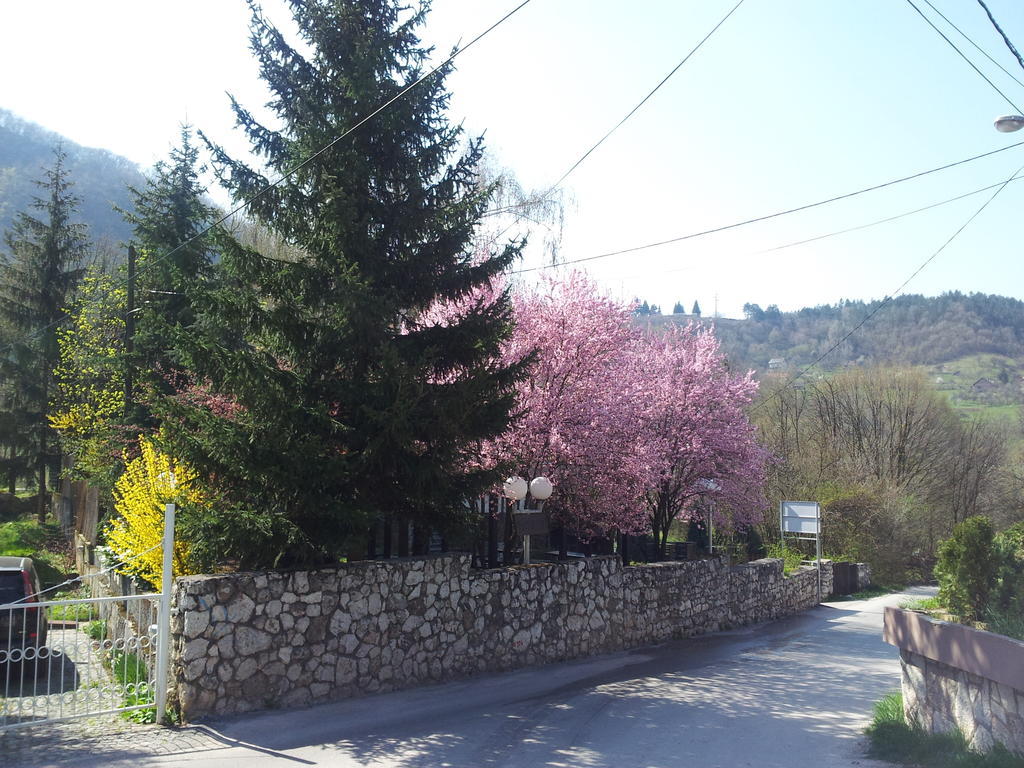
155,502,174,724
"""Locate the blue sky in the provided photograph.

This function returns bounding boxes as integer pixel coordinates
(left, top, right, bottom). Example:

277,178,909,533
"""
1,0,1023,318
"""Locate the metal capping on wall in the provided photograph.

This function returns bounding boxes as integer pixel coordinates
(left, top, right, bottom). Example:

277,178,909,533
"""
883,606,1024,693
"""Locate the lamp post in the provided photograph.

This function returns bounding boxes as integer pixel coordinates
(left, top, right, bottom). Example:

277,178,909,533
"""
994,115,1024,132
502,475,553,565
699,478,721,556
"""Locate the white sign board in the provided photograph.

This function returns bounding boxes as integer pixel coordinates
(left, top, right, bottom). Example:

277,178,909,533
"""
781,501,820,535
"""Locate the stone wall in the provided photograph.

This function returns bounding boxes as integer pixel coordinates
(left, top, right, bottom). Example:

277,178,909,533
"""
171,555,832,721
885,607,1024,756
901,650,1024,755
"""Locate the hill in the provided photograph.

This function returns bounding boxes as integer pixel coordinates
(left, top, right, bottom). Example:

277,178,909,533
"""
648,292,1024,375
0,109,143,247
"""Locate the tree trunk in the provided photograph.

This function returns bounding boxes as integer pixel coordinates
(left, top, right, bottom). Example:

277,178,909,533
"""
366,523,377,559
36,460,47,523
487,500,499,568
397,518,409,557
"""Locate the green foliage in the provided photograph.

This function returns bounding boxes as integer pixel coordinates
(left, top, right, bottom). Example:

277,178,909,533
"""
866,691,1024,767
990,522,1024,619
766,541,804,575
159,0,527,567
935,516,996,623
0,517,69,586
50,265,128,496
108,648,155,723
707,291,1024,372
122,126,216,391
0,146,89,517
83,619,106,640
986,607,1024,642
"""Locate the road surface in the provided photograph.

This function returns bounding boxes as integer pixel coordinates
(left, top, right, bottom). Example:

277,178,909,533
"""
3,587,932,768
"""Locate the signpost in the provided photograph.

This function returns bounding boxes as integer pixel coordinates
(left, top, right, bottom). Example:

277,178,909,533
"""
780,500,822,603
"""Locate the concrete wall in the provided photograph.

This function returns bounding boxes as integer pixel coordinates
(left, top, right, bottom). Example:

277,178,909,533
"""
171,555,832,721
885,607,1024,755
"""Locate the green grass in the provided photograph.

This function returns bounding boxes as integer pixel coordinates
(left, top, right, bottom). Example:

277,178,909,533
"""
47,586,96,622
83,620,106,641
831,584,899,601
0,516,74,588
866,692,1024,767
108,649,156,723
900,595,944,612
985,608,1024,642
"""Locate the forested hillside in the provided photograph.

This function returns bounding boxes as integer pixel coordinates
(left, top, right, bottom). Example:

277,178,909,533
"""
649,292,1024,373
0,109,143,245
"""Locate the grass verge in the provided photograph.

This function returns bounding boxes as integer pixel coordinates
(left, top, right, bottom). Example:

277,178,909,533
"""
831,584,900,601
866,692,1024,767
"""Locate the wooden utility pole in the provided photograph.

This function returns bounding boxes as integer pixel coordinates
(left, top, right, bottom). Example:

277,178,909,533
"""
124,245,136,415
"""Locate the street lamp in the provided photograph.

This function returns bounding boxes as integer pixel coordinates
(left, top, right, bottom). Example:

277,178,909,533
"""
502,475,553,565
699,479,721,556
994,115,1024,133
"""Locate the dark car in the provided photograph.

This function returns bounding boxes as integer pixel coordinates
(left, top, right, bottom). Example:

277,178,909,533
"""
0,556,48,659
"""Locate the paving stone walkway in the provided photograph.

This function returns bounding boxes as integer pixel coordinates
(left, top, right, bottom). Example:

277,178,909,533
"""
0,719,227,768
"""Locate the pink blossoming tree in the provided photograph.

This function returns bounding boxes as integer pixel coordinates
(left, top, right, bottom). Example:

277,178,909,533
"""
635,324,767,553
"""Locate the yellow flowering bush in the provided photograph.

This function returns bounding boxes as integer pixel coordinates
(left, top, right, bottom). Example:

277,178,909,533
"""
106,437,205,590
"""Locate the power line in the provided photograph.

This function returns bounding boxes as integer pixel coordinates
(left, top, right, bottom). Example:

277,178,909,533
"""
613,173,1024,282
487,0,747,237
757,174,1024,253
752,162,1024,415
905,0,1023,113
921,0,1024,90
512,139,1024,274
0,0,535,359
547,0,746,193
976,0,1024,76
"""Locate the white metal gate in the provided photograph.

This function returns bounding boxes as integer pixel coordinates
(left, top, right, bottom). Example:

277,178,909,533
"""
0,504,173,731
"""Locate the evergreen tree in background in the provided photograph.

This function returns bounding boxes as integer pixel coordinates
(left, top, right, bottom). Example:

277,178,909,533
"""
122,127,217,413
692,300,701,317
161,0,527,565
0,147,88,519
50,130,216,506
672,301,684,315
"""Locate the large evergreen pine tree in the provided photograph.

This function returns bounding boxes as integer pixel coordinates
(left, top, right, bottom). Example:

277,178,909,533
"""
0,146,88,519
162,0,526,564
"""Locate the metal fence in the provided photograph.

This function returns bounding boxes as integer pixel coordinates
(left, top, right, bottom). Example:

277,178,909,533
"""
0,505,173,732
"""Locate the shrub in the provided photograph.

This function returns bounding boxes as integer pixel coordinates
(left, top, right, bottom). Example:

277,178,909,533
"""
106,436,205,590
990,522,1024,619
934,516,996,623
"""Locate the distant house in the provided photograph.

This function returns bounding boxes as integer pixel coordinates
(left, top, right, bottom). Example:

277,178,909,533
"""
768,358,786,371
972,377,998,392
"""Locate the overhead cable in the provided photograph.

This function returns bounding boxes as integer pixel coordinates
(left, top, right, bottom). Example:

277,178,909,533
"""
613,174,1024,282
512,139,1024,274
752,162,1024,414
976,0,1024,75
490,0,747,229
922,0,1024,90
905,0,1023,113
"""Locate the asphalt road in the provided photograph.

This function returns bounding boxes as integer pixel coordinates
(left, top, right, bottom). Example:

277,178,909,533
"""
5,587,933,768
